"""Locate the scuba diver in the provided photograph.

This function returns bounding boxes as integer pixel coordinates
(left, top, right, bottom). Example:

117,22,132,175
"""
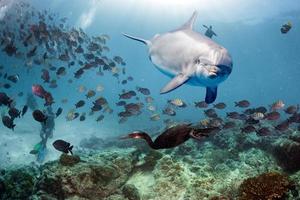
203,25,217,38
30,106,56,163
281,21,292,34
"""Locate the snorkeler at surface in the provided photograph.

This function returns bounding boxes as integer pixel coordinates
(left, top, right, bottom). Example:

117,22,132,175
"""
203,25,217,38
30,106,56,163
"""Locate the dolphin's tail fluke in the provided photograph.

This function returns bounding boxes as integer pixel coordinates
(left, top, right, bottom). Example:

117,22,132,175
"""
122,33,151,46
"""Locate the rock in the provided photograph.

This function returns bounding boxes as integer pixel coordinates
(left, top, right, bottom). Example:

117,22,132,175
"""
59,154,81,166
238,172,291,200
122,184,140,200
1,166,37,200
272,138,300,173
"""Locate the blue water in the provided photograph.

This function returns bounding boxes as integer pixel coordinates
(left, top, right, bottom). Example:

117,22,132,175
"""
0,0,300,174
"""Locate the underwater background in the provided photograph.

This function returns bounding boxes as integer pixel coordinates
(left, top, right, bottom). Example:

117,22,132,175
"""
0,0,300,199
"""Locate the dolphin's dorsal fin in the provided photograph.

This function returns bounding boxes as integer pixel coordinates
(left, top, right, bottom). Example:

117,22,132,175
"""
122,33,151,46
179,11,198,30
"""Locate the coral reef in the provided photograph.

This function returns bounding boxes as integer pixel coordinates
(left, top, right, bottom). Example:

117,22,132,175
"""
59,154,81,166
238,172,292,200
271,134,300,173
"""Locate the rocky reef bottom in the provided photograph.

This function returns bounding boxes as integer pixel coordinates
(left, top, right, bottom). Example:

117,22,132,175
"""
2,129,300,200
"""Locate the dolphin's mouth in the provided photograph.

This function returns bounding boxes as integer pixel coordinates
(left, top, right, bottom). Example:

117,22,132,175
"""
216,64,232,77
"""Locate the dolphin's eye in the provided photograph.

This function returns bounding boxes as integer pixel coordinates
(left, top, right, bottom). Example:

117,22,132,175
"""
194,58,201,64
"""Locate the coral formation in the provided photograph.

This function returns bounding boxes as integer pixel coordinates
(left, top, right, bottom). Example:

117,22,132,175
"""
59,154,81,166
238,172,291,200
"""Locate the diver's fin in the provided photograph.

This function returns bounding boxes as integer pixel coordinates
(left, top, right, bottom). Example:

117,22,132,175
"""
179,11,198,30
160,73,189,94
205,86,218,104
122,33,151,46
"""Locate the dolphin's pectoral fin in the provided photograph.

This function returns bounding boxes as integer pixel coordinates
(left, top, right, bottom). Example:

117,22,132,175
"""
205,86,218,104
122,33,151,46
160,73,190,94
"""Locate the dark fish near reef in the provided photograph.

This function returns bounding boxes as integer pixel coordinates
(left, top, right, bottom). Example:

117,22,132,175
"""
22,105,28,117
204,109,217,118
32,110,47,123
255,106,268,114
96,115,104,122
213,102,226,109
2,116,15,130
256,127,271,136
56,67,66,76
136,87,150,95
241,125,256,133
235,100,250,108
79,113,86,121
121,124,217,149
56,107,63,117
223,121,236,129
116,101,126,106
275,121,290,132
27,46,37,57
284,105,299,115
227,112,241,120
53,140,73,155
162,107,176,116
264,111,280,121
86,90,96,98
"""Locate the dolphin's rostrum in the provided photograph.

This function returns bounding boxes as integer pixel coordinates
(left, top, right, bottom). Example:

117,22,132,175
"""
123,11,233,104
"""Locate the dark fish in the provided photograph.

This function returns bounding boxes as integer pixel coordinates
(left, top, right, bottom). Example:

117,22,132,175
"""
241,125,256,133
18,92,24,97
22,105,28,117
94,97,108,106
227,112,240,120
275,121,290,132
213,102,226,109
243,108,256,115
223,121,236,129
7,74,19,83
235,100,250,108
53,140,73,155
284,105,299,115
32,110,47,123
288,113,300,123
245,117,260,125
8,107,21,119
27,46,37,58
79,114,86,121
91,104,102,112
127,76,133,81
75,100,85,108
118,111,133,117
136,87,150,95
162,107,176,116
121,80,127,85
0,92,13,107
56,107,63,117
74,68,84,78
116,101,126,106
281,22,292,34
56,67,66,76
264,111,280,121
195,101,208,108
3,83,11,89
256,127,271,136
41,69,50,82
96,115,104,122
255,106,268,114
204,109,218,118
2,116,15,130
3,43,17,56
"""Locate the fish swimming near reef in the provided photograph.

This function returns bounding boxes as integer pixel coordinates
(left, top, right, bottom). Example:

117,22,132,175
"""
123,11,233,103
53,140,73,155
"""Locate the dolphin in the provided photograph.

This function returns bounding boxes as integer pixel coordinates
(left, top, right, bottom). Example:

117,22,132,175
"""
123,11,233,103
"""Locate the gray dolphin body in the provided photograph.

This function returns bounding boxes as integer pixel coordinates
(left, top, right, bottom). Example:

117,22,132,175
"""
123,11,233,103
